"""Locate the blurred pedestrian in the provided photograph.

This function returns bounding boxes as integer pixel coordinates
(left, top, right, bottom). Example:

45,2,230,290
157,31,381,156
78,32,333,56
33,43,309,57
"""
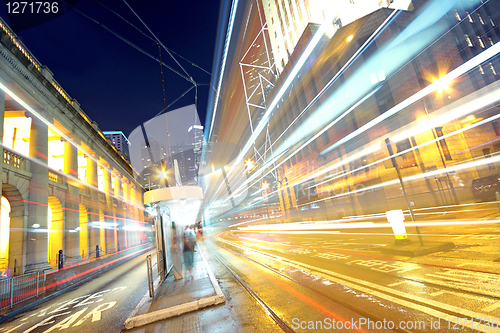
189,225,197,251
183,229,194,281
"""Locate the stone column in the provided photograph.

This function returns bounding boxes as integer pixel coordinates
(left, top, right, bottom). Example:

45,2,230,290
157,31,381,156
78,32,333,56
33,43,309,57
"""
87,157,100,255
25,116,50,272
115,177,126,249
123,182,132,247
63,140,80,260
103,168,116,252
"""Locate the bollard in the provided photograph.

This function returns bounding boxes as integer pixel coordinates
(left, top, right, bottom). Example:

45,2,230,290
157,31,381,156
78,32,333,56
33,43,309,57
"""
386,210,411,245
96,245,100,258
58,250,64,269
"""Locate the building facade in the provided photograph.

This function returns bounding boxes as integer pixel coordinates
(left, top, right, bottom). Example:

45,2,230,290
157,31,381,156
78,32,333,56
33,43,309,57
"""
0,18,147,275
203,0,500,223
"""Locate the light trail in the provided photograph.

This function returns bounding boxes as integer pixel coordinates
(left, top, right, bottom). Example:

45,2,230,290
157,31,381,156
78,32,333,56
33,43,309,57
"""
0,82,144,194
320,40,500,155
236,218,500,232
242,66,500,208
214,1,493,211
208,0,240,140
226,32,500,206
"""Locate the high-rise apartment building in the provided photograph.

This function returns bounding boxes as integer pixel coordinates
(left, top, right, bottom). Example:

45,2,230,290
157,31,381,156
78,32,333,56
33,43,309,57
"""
103,131,131,160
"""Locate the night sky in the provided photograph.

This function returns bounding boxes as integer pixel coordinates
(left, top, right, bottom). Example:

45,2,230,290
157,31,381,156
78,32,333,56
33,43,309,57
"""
0,0,221,137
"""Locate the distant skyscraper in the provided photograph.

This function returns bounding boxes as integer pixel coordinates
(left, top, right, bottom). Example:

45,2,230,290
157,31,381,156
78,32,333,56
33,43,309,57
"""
103,131,130,160
189,125,204,176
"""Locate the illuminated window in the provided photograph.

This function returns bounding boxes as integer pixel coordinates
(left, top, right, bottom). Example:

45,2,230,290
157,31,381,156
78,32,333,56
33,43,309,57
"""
98,166,104,191
490,16,495,26
466,12,473,23
489,38,494,46
478,13,485,25
77,154,88,183
490,63,497,75
464,34,473,47
3,115,31,155
47,128,65,172
454,11,460,21
478,37,485,48
479,65,485,74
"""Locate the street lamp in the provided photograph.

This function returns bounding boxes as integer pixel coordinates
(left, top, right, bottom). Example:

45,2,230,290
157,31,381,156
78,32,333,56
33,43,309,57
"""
245,159,255,173
422,82,459,205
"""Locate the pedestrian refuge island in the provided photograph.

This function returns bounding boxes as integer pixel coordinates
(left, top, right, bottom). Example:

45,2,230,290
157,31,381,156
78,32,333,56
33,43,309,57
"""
144,186,203,283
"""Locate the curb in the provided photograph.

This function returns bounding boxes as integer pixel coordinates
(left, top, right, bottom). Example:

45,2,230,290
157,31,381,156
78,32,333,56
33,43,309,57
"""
123,241,225,330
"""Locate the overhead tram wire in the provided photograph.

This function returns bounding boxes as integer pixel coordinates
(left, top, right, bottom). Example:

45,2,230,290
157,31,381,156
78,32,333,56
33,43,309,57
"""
158,43,172,167
73,8,192,84
122,0,196,87
93,0,212,76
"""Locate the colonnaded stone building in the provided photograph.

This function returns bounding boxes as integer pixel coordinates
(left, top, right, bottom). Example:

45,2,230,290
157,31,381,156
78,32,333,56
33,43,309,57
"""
0,18,147,276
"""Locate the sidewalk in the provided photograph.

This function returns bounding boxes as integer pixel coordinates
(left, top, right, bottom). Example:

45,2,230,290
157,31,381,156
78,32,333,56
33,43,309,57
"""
123,242,224,330
123,239,282,333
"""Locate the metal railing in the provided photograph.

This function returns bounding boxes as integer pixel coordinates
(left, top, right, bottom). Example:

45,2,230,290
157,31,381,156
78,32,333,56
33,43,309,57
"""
0,271,45,310
146,250,165,298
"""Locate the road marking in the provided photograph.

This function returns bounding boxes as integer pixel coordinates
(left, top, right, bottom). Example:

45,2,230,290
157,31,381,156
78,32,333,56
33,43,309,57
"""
49,295,90,314
74,290,110,307
430,291,445,296
312,252,350,260
387,281,405,287
42,308,88,332
73,301,117,326
22,312,71,333
457,263,494,267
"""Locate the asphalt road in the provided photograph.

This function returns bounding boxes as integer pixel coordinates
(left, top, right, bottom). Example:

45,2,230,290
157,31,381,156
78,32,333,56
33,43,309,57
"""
0,250,154,333
203,220,500,333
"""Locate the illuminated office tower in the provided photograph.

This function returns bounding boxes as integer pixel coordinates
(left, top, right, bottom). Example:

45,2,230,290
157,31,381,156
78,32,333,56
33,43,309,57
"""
103,131,131,160
262,0,413,74
189,125,204,171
